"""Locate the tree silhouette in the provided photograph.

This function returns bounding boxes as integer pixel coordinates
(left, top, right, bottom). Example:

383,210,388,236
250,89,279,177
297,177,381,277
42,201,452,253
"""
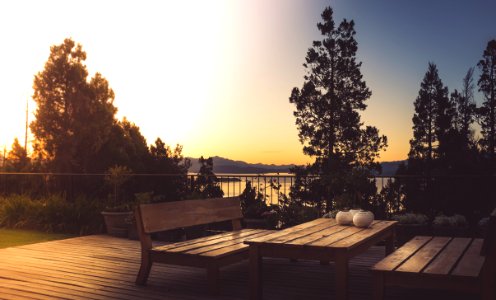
409,63,453,167
478,40,496,161
193,156,223,198
456,67,477,144
289,6,387,209
30,38,116,173
5,138,30,172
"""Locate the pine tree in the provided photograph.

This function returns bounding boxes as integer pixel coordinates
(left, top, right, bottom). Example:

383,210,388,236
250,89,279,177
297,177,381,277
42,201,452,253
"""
409,63,453,166
478,40,496,159
452,68,477,145
289,6,387,209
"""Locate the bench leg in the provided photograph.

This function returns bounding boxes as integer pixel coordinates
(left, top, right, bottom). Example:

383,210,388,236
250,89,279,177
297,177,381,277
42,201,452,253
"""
207,264,220,295
136,254,153,285
372,272,385,300
335,253,349,300
250,245,263,300
385,231,395,255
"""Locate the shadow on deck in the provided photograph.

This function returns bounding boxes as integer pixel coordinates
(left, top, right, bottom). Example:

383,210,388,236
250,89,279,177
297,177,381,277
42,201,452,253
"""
0,235,473,299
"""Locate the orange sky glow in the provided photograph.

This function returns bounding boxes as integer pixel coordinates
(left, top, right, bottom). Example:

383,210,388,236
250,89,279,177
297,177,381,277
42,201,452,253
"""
0,1,417,165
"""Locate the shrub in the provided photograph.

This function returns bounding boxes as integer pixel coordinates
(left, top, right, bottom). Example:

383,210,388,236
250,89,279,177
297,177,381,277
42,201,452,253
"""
392,213,429,225
0,194,104,235
433,214,468,227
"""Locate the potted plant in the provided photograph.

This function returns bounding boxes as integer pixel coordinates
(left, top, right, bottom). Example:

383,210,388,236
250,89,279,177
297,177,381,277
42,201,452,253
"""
432,214,469,237
240,181,274,229
101,165,133,238
392,213,429,245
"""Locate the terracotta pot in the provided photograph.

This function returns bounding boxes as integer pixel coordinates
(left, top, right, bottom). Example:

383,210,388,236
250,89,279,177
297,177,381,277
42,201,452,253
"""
101,211,133,238
353,211,374,228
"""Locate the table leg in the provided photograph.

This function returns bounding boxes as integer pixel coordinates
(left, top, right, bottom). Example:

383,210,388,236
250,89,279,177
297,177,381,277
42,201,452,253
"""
335,253,349,300
385,230,395,255
249,245,262,300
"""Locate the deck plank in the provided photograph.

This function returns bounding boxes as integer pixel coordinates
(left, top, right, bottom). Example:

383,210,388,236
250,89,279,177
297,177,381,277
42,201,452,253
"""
0,234,475,300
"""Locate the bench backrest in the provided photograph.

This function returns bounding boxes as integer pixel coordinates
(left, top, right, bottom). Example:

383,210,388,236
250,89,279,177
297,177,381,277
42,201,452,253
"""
135,197,243,250
481,208,496,257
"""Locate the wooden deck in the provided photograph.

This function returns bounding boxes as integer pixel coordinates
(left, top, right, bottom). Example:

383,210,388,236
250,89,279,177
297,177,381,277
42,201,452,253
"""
0,235,475,300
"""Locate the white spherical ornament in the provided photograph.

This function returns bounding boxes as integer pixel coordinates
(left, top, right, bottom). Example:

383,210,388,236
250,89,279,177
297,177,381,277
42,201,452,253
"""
336,210,353,225
349,209,361,217
353,211,374,228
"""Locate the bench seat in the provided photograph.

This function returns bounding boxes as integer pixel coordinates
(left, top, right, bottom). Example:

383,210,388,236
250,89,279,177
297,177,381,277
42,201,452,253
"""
371,236,493,299
134,197,274,295
151,229,274,264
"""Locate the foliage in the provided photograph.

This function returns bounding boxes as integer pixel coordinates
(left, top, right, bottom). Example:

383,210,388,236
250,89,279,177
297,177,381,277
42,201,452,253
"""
392,213,428,225
273,194,319,229
30,38,117,174
432,214,468,227
5,138,30,172
239,181,271,218
0,194,103,235
288,6,387,211
192,157,223,198
104,165,132,211
477,39,496,158
409,63,453,164
0,228,73,249
146,138,190,201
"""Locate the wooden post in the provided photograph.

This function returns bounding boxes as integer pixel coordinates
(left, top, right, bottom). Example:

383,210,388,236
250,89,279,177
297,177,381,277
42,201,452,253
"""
372,272,385,300
249,245,262,300
207,263,220,295
334,251,349,300
385,229,395,255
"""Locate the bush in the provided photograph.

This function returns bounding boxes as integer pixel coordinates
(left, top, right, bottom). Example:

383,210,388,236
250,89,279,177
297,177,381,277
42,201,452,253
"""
433,214,468,227
0,194,104,235
392,213,429,225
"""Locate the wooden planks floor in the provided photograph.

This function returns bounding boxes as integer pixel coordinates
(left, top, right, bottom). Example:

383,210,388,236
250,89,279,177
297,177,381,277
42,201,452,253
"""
0,235,475,300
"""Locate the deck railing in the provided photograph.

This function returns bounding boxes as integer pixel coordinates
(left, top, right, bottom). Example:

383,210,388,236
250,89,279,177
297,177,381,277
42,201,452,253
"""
0,173,494,215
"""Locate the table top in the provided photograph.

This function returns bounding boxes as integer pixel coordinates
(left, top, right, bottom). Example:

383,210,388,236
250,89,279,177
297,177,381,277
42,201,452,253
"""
244,218,397,251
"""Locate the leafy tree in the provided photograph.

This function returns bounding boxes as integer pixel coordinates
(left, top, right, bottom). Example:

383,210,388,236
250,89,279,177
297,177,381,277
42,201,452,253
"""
478,40,496,159
5,138,30,172
193,156,223,198
409,63,453,166
289,6,387,209
30,38,116,173
146,138,190,201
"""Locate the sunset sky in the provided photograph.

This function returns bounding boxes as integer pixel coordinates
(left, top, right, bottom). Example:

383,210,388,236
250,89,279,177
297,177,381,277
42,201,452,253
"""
0,0,495,165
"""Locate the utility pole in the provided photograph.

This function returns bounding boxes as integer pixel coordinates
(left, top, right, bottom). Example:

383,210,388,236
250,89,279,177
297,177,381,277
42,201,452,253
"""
24,99,28,153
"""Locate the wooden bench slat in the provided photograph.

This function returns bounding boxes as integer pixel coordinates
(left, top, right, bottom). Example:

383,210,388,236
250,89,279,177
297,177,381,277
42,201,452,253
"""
184,230,273,255
161,229,264,253
140,197,243,233
200,231,277,258
245,218,329,244
330,221,394,249
154,229,257,251
423,237,471,275
451,238,485,277
372,236,432,272
396,236,451,273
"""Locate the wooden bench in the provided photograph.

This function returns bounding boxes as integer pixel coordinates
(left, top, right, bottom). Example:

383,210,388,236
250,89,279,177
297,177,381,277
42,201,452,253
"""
371,209,496,299
134,196,274,295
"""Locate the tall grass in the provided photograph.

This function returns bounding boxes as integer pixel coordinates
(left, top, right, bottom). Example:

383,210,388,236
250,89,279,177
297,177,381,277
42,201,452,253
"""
0,194,104,235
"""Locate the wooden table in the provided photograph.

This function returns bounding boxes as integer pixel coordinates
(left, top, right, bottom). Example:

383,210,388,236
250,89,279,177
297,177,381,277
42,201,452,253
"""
244,218,397,300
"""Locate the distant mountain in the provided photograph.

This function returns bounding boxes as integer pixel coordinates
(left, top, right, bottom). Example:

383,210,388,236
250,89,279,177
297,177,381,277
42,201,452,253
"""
187,156,405,175
378,160,405,176
187,156,295,174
